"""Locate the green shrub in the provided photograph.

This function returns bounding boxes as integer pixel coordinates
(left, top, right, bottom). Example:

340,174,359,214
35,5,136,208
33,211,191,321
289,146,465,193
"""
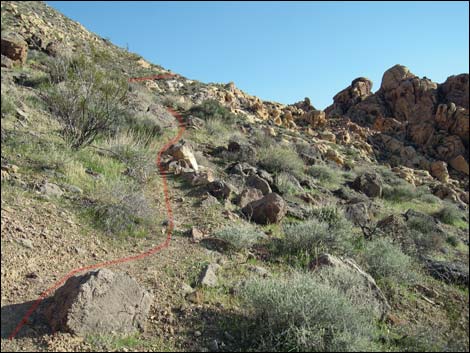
275,172,301,195
364,238,415,283
258,145,304,177
307,164,341,185
104,131,157,183
44,54,128,149
213,224,265,251
240,270,379,352
434,203,465,226
91,180,154,236
275,216,352,265
123,113,162,146
1,93,15,118
382,183,416,202
189,99,239,122
418,192,441,204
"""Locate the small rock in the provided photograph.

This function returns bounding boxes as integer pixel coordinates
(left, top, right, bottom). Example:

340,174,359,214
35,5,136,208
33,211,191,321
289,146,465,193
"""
198,263,220,287
16,238,33,249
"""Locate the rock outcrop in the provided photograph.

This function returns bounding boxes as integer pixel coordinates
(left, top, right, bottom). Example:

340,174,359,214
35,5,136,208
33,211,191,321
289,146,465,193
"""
242,192,287,224
43,269,153,336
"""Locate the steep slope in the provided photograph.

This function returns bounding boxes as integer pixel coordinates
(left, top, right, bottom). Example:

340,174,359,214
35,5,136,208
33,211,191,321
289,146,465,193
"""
1,1,469,352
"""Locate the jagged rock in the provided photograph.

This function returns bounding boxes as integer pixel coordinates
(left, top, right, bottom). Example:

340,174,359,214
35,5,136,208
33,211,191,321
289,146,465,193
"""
326,77,373,116
206,180,233,200
430,161,449,183
246,174,271,195
309,253,390,320
167,141,199,173
227,141,257,162
351,172,383,198
424,259,469,285
226,162,257,177
43,269,153,335
1,34,28,65
256,169,274,185
236,187,263,208
325,148,344,165
198,263,221,287
1,54,14,68
200,193,220,207
440,73,469,109
344,201,371,226
242,192,287,224
189,227,205,242
39,182,63,197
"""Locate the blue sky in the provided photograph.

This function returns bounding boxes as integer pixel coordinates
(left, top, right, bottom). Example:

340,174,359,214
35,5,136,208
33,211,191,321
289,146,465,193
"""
47,1,469,109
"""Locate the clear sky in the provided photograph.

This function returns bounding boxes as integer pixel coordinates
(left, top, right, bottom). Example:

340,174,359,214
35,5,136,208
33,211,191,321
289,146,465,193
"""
47,1,469,109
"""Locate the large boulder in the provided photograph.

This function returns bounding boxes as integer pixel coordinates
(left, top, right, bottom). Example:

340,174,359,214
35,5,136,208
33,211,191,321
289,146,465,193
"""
351,172,383,198
380,65,438,124
167,141,199,172
326,77,373,117
43,269,153,336
449,155,469,175
246,174,272,195
1,34,28,65
424,259,469,285
440,74,469,109
236,187,263,208
242,192,287,224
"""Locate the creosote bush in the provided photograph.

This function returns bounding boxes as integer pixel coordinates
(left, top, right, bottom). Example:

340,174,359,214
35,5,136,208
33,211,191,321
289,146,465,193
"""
213,224,265,251
258,145,304,177
307,164,341,186
91,180,154,237
44,54,128,149
189,99,239,122
240,269,379,352
274,216,352,266
434,203,465,226
364,238,415,283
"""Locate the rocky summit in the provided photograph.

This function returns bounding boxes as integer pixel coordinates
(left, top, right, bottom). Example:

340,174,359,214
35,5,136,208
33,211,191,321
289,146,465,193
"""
1,1,468,352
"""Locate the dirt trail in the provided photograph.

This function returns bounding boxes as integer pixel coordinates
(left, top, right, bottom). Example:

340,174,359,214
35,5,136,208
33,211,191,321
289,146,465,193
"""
8,74,186,340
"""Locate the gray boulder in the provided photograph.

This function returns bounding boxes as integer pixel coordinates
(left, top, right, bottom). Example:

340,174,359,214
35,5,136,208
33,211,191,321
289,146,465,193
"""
43,269,153,336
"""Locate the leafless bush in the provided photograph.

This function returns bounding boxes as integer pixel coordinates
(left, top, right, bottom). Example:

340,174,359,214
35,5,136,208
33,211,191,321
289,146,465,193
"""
45,54,128,149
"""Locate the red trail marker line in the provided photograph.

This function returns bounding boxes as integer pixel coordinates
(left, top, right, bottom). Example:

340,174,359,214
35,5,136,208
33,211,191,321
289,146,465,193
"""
8,73,185,340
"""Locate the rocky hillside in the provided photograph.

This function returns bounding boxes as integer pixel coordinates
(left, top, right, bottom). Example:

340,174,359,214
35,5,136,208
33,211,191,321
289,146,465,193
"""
1,1,469,352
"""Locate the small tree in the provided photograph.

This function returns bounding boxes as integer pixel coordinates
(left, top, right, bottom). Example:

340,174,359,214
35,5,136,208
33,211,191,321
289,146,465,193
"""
45,54,128,149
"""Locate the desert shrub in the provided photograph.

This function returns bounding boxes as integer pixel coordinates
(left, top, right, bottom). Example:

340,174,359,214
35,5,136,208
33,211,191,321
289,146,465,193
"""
434,203,465,226
123,113,162,146
275,217,352,266
275,172,301,195
161,94,193,111
258,145,304,177
240,270,379,352
364,238,415,283
312,206,348,229
44,54,128,149
213,224,265,251
418,192,441,204
104,132,157,183
91,180,154,236
382,182,416,202
1,93,15,118
407,229,445,255
307,164,341,185
189,99,239,122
